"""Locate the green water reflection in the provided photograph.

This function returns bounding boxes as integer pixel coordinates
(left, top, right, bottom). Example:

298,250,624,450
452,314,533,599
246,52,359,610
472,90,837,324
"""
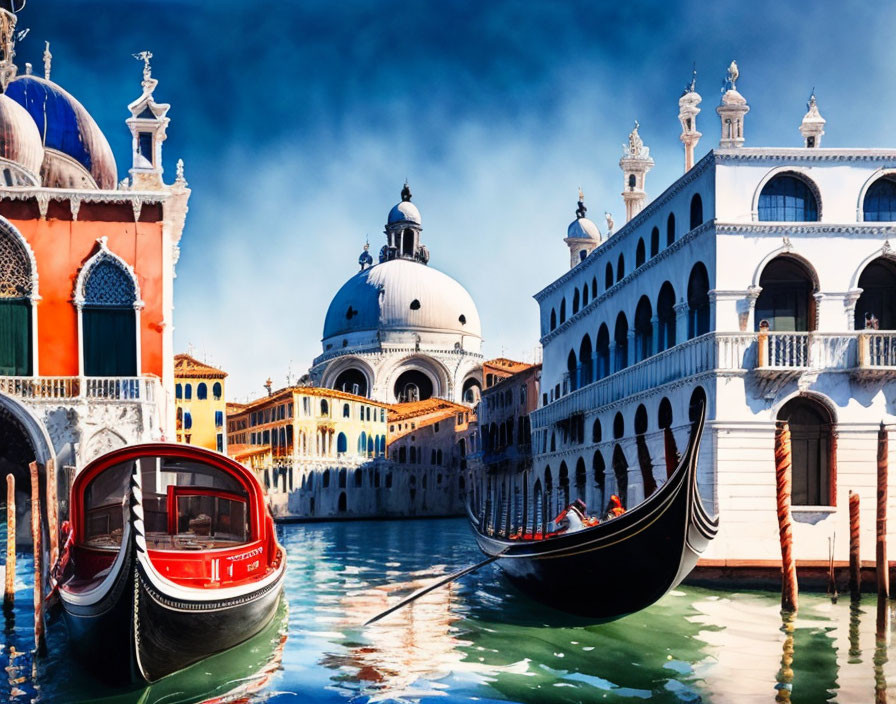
3,518,896,702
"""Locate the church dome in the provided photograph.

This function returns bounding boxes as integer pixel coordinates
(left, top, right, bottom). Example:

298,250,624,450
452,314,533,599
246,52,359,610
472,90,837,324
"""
388,200,421,225
567,216,600,241
0,93,43,182
323,258,481,340
5,75,117,189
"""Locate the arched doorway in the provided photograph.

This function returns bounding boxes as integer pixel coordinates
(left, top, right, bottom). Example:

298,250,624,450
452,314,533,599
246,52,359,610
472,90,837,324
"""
777,396,834,506
855,258,896,330
0,395,54,546
755,256,817,332
687,262,710,338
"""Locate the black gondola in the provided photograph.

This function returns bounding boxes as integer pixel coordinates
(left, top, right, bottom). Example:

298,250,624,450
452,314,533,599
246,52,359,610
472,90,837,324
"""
57,443,286,684
467,403,718,621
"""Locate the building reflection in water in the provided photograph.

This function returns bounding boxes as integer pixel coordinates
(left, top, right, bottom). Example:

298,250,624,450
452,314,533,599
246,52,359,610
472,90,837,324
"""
320,570,525,701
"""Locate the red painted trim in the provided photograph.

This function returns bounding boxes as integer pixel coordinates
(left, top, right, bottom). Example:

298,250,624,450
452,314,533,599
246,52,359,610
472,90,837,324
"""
70,443,269,551
165,485,250,537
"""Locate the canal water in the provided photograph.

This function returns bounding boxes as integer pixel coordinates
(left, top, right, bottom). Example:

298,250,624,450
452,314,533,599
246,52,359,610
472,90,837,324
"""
1,517,895,703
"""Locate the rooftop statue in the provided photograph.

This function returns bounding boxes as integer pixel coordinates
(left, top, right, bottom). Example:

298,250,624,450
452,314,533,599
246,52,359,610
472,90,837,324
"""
726,60,739,91
576,188,587,219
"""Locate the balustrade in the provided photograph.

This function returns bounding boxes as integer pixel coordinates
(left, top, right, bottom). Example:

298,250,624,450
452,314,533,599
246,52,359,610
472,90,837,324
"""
0,376,157,402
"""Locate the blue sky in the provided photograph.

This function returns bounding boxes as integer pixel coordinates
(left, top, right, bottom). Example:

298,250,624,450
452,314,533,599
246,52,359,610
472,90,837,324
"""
27,0,894,398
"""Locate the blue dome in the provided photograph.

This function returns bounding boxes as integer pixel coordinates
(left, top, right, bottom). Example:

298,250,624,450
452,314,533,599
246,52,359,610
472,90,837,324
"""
388,200,421,225
5,76,117,189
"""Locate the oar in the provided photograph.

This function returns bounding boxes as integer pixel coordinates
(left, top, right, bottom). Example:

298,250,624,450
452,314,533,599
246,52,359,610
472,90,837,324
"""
364,553,504,626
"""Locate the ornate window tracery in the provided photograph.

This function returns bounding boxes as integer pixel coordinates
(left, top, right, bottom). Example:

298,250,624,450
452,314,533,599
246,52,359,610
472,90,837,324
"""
0,226,33,299
83,257,137,307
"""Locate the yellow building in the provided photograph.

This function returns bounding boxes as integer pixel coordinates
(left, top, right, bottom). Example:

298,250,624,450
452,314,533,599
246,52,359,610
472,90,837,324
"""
174,354,228,451
226,385,389,518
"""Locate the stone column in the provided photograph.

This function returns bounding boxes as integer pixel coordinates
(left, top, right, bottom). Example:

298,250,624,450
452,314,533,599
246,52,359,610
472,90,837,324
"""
650,315,660,356
608,341,617,374
626,330,636,367
674,301,690,340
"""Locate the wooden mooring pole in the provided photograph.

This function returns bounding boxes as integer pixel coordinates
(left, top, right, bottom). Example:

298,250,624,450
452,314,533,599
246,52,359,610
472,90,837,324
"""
4,474,14,612
45,459,58,570
849,491,861,601
775,421,798,613
877,422,889,602
28,462,44,653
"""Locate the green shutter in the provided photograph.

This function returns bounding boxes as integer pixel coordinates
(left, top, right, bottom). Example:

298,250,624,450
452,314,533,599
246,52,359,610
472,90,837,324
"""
0,299,32,376
83,308,137,376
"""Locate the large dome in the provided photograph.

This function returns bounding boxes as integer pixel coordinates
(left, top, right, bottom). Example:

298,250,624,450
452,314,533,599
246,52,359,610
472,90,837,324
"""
323,259,481,340
6,75,117,189
0,93,43,182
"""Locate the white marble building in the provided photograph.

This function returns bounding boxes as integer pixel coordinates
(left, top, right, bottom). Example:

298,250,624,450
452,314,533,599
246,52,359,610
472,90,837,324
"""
310,185,484,405
530,63,896,567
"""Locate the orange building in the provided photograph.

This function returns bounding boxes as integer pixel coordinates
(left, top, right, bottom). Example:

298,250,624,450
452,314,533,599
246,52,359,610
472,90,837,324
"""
0,4,188,515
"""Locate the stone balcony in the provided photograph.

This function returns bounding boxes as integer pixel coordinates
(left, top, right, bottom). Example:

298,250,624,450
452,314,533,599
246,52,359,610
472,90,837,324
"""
533,331,896,428
0,375,159,403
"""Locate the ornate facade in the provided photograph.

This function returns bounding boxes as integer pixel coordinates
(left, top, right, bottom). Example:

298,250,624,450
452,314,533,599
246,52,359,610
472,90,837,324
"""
524,64,896,569
310,185,483,405
0,3,188,526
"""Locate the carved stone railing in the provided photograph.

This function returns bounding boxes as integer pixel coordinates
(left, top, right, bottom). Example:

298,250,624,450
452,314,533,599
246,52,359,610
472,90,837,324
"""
755,332,857,371
858,332,896,368
536,333,756,427
0,376,158,402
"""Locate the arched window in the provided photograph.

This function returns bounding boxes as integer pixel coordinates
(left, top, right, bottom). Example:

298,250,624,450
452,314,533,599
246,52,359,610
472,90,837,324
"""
591,277,597,300
687,262,710,338
777,396,834,506
559,462,570,507
616,254,625,282
81,251,138,376
368,436,374,456
613,412,624,439
657,282,676,352
354,468,363,487
409,446,417,463
184,411,192,430
334,368,368,397
212,382,222,400
628,174,636,188
658,397,673,429
636,238,646,267
593,450,606,508
582,284,589,307
579,334,593,386
572,288,580,315
567,349,578,392
398,446,406,463
634,295,653,362
666,212,675,246
175,383,182,399
550,308,557,331
863,176,896,221
650,227,660,257
337,432,347,454
596,324,610,380
184,384,192,400
634,404,648,435
0,225,34,376
320,399,329,416
758,174,819,221
612,444,628,507
358,431,367,455
197,382,207,400
755,256,816,332
575,457,587,501
560,299,567,324
855,258,896,330
689,193,703,230
592,418,602,443
605,262,614,290
614,312,628,371
343,403,350,418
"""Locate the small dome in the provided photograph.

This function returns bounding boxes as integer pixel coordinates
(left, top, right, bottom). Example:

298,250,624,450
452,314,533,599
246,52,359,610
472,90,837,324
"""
323,258,481,341
720,88,747,107
567,217,600,241
6,75,117,189
388,200,421,225
0,93,43,181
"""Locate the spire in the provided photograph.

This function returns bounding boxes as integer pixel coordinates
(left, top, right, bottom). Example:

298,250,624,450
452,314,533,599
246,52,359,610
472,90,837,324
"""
799,90,825,148
619,121,654,223
0,3,17,92
717,60,749,148
678,66,702,172
43,41,51,81
126,50,171,191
